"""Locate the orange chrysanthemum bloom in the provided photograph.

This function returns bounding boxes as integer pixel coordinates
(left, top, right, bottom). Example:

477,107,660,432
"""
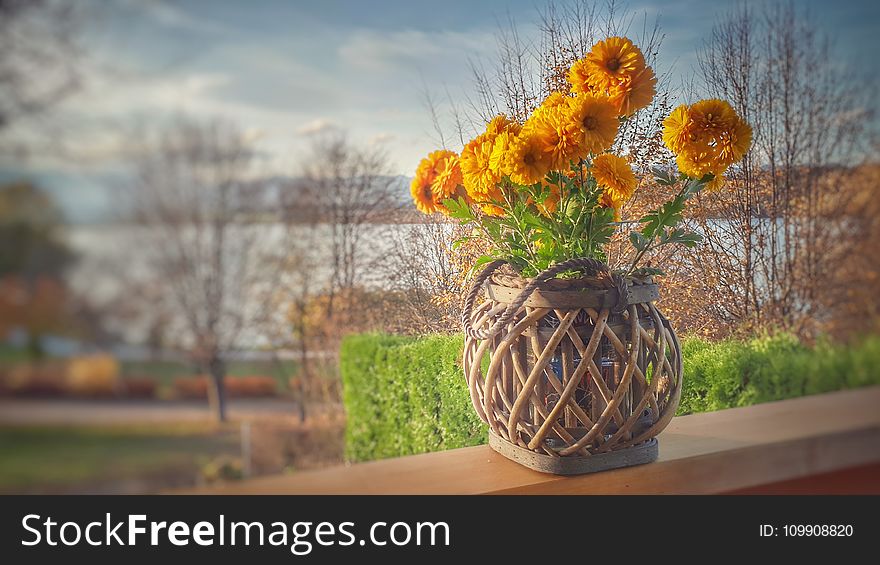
716,118,752,167
486,114,522,136
689,99,736,136
565,93,619,158
567,58,596,96
460,132,501,201
567,37,655,117
410,179,438,215
608,68,657,116
675,142,720,178
540,91,570,110
662,104,695,154
583,36,647,93
431,151,463,201
489,129,518,177
506,132,552,186
523,106,582,171
664,99,752,182
591,153,637,204
410,149,458,214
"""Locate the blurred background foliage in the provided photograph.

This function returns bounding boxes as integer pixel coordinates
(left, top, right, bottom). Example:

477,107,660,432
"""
0,0,877,493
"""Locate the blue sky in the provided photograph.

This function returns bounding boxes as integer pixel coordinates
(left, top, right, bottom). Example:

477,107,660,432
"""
2,0,878,222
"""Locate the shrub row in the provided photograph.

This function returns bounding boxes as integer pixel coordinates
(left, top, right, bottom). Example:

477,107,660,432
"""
340,334,484,462
341,332,880,462
0,355,280,399
173,375,278,399
677,333,880,413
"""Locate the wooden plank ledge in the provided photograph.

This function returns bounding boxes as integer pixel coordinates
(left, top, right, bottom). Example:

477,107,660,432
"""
182,387,880,494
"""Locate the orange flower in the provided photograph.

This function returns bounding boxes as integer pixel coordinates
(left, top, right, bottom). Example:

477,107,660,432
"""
662,104,694,154
583,37,647,93
689,99,736,136
523,106,582,170
565,93,619,158
716,117,752,167
506,132,552,186
431,151,463,201
591,153,637,204
460,132,501,201
489,129,518,177
410,175,440,215
675,142,720,178
664,99,752,182
410,149,459,214
567,58,597,96
608,68,657,116
567,37,655,117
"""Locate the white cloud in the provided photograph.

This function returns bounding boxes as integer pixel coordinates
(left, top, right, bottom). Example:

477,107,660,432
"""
296,118,339,135
369,132,395,145
132,0,229,35
337,28,494,73
57,70,232,120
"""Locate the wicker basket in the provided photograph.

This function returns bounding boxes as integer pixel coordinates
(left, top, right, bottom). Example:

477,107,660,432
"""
461,257,682,474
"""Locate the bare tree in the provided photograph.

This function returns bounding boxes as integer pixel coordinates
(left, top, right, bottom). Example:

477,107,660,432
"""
297,132,398,323
682,1,874,338
130,118,268,421
0,0,81,127
258,187,322,420
0,0,87,160
379,220,470,333
254,132,398,416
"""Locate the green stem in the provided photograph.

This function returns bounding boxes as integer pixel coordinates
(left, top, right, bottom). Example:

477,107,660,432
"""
502,188,541,273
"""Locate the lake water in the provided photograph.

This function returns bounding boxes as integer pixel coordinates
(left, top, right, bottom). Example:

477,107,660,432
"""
64,222,443,345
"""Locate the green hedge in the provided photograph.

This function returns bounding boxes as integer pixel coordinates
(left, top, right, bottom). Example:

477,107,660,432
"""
678,333,880,413
341,332,880,462
340,334,484,462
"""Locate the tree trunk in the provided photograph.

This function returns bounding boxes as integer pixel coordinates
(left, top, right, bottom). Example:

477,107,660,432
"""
297,336,309,423
26,330,45,362
207,356,228,422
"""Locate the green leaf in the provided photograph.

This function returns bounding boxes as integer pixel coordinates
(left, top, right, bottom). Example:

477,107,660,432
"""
442,197,475,221
467,254,496,275
639,194,686,239
657,227,703,248
681,178,705,199
521,210,550,232
629,231,649,252
652,166,677,186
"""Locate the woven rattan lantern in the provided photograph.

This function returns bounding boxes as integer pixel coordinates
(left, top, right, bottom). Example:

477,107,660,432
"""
462,257,682,474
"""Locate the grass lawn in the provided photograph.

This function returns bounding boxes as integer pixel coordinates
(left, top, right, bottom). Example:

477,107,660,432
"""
120,359,300,389
0,423,239,493
0,343,30,364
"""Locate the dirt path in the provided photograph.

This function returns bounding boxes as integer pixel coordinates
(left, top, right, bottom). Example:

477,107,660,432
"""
0,398,316,426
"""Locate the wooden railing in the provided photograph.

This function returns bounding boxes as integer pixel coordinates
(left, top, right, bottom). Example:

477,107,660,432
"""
186,387,880,494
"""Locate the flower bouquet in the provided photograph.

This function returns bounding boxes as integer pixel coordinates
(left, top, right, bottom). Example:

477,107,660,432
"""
410,37,751,474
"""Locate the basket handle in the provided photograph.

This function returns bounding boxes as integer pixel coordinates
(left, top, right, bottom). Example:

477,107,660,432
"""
461,257,629,340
